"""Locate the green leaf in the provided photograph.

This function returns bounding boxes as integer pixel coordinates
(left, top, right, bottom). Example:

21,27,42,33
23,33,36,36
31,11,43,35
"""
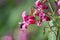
48,31,56,40
49,20,54,27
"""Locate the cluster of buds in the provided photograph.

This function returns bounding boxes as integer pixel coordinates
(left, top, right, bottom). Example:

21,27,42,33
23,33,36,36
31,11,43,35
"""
57,0,60,15
20,0,50,31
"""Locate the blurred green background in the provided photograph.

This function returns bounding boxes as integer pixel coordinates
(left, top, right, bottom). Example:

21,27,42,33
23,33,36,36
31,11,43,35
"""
0,0,37,36
0,0,60,40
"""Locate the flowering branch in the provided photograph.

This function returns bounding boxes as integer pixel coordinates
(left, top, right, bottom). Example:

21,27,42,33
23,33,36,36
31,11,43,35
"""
19,0,60,40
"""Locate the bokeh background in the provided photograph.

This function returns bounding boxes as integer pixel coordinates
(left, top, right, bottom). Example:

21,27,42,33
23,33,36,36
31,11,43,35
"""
0,0,60,40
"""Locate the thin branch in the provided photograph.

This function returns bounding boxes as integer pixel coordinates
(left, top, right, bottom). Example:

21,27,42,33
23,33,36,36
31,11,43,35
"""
56,27,59,40
47,0,55,15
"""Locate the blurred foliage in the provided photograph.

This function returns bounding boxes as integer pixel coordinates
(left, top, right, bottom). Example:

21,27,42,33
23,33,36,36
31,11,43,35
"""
0,0,37,37
0,0,60,40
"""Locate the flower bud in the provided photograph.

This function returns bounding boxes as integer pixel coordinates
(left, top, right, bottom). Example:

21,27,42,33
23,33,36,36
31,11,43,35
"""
57,0,60,6
57,9,60,15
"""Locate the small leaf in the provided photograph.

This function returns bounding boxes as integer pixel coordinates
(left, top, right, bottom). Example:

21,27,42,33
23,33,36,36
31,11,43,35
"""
48,31,56,40
49,20,54,27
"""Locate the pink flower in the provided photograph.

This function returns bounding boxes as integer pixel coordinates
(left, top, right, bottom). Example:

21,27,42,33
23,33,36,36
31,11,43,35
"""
42,16,50,22
36,20,41,27
57,9,60,15
28,16,36,24
35,0,41,7
22,11,36,24
41,16,46,22
57,0,60,6
21,22,29,31
21,11,36,31
35,0,48,10
39,12,45,18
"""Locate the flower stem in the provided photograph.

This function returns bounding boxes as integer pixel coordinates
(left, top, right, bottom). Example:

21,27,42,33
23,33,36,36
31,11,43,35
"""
47,0,55,15
56,27,59,40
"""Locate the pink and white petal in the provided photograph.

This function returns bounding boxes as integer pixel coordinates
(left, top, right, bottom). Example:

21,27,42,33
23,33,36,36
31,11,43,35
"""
22,11,26,17
21,23,29,31
35,0,41,7
22,11,27,21
42,17,46,22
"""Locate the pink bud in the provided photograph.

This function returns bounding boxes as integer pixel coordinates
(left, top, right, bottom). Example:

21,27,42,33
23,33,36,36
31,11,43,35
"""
39,12,45,18
42,16,46,22
57,9,60,15
35,0,41,7
36,20,41,27
57,0,60,6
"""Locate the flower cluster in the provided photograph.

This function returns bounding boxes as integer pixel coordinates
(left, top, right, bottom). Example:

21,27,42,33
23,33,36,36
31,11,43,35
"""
20,0,50,31
57,0,60,15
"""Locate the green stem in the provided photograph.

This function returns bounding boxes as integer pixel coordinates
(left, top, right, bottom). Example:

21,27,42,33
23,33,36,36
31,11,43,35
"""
56,27,59,40
47,0,55,15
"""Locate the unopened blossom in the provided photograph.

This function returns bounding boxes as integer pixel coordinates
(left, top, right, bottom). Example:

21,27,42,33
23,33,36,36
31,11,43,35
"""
41,16,50,22
35,0,41,7
36,20,41,27
57,0,60,6
57,9,60,15
35,0,48,10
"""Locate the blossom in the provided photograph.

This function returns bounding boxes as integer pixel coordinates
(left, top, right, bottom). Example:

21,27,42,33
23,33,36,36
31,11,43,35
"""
57,0,60,6
41,16,50,22
21,11,36,31
20,0,50,30
35,0,48,10
35,0,41,7
57,9,60,15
